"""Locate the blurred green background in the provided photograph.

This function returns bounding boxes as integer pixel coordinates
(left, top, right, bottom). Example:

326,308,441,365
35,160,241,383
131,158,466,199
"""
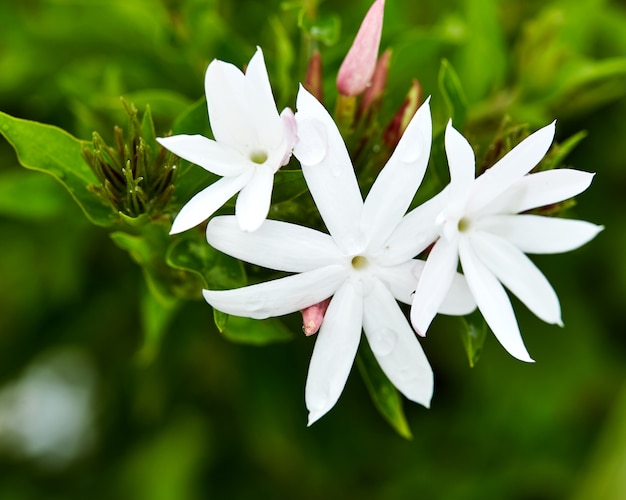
1,0,625,498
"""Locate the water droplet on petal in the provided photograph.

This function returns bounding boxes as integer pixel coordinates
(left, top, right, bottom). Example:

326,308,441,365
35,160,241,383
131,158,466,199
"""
368,328,397,356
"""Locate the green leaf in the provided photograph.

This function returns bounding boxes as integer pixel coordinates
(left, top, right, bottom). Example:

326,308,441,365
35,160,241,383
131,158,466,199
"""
214,310,294,345
438,59,468,129
0,111,117,226
166,233,247,290
458,311,488,368
110,224,203,305
356,341,413,439
272,169,308,204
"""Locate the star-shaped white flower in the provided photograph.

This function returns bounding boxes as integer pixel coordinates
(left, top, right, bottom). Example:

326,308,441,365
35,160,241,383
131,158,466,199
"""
202,87,475,425
403,120,603,362
157,47,296,234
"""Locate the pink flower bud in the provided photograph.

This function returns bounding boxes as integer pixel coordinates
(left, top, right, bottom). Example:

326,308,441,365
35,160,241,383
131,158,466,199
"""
301,298,332,336
305,49,324,103
336,0,385,96
360,48,392,115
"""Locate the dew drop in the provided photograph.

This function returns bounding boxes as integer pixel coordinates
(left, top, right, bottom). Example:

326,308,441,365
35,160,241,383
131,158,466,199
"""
368,328,397,356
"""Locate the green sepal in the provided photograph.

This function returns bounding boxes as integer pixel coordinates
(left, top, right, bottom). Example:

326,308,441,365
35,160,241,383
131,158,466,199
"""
458,310,489,368
213,310,294,345
0,111,117,226
357,341,413,439
438,59,468,130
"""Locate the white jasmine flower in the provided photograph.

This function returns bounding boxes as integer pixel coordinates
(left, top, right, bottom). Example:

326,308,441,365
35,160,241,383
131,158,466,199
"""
157,47,296,234
404,120,603,362
202,87,475,425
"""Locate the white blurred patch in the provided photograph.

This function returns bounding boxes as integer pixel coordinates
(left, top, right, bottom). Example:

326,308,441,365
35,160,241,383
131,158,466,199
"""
0,348,97,469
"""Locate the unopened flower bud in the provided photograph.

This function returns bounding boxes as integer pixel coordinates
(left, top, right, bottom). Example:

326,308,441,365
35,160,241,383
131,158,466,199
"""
360,48,392,115
301,298,331,336
336,0,385,96
383,79,422,150
305,49,324,103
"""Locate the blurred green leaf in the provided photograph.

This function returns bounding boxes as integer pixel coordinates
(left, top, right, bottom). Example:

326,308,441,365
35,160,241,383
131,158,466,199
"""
458,311,488,368
300,14,341,47
357,341,413,439
0,170,70,219
454,0,506,102
213,310,294,345
136,285,180,365
438,59,468,129
0,111,116,226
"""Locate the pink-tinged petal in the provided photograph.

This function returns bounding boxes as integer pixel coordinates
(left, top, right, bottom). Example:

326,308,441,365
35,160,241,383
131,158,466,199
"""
378,189,448,266
301,298,332,336
278,107,297,166
205,58,253,150
471,231,562,325
295,86,364,253
363,278,433,407
156,135,248,177
477,214,603,254
458,238,534,362
203,265,347,319
468,121,556,214
306,281,363,425
410,236,460,336
361,98,432,248
206,217,343,272
234,164,274,232
445,120,476,189
485,169,596,215
336,0,385,96
244,47,285,150
170,174,250,235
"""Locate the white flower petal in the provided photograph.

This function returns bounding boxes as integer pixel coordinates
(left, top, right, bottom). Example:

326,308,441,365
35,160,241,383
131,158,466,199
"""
234,164,274,232
243,47,284,150
378,189,448,266
156,135,248,176
471,231,562,326
478,214,603,254
294,86,364,253
410,236,460,336
438,273,476,316
306,281,363,425
206,217,343,272
485,169,595,215
361,98,432,248
458,238,534,362
445,120,476,188
363,278,433,408
170,174,250,234
202,265,347,319
468,121,556,214
205,58,253,150
377,260,423,305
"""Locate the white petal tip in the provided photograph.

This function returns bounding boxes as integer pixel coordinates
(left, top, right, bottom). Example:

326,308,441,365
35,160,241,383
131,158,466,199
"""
307,411,324,427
